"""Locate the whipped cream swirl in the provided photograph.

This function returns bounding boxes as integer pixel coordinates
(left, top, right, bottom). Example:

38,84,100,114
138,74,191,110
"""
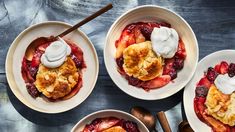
40,37,71,68
215,74,235,94
150,26,179,58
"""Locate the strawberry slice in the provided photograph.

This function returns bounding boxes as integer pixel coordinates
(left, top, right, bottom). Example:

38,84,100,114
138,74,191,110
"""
220,61,229,74
115,39,128,58
66,40,86,68
134,27,145,43
142,75,171,89
197,77,211,88
97,117,120,131
163,58,174,75
31,51,42,68
21,57,35,83
194,97,206,121
82,126,90,132
175,39,186,59
214,64,221,73
202,114,227,132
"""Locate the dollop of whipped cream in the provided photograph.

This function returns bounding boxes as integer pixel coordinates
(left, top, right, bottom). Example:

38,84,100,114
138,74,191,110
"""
40,37,71,68
150,26,179,58
214,74,235,94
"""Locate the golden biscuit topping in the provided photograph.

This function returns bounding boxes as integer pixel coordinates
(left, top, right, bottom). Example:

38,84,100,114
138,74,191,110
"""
123,41,163,81
35,57,79,99
103,126,126,132
205,84,235,126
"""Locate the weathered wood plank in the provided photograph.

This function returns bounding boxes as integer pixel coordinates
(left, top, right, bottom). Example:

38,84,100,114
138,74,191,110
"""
0,0,234,131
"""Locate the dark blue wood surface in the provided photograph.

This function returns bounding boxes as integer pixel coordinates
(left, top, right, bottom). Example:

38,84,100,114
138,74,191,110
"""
0,0,235,131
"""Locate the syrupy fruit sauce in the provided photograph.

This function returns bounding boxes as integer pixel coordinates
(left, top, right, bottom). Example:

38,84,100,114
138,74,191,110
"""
194,61,235,131
21,38,86,101
82,117,140,132
115,22,186,90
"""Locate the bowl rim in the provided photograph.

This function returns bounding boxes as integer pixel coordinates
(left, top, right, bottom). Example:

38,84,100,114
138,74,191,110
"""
183,49,235,131
70,109,149,132
104,5,199,100
5,21,99,114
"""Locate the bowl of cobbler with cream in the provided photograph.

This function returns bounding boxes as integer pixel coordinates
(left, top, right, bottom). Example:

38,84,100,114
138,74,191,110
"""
104,5,198,100
6,21,99,113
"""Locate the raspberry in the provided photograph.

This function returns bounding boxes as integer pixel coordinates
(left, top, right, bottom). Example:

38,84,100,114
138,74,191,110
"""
206,67,218,82
228,63,235,77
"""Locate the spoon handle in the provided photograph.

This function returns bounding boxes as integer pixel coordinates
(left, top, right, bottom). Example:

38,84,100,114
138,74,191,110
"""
57,3,113,38
156,111,172,132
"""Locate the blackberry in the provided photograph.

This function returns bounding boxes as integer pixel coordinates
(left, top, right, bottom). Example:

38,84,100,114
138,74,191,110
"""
228,63,235,77
169,68,177,80
116,57,124,68
173,58,184,70
195,86,208,97
206,67,218,82
123,121,140,132
71,54,82,68
127,76,142,86
26,83,40,98
140,26,152,40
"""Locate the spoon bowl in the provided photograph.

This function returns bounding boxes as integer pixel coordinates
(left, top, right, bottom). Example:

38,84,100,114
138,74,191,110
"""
131,106,156,131
131,106,172,132
25,36,55,61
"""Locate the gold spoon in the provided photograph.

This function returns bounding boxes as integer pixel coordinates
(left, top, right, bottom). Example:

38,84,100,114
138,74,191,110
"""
131,106,172,132
25,3,113,61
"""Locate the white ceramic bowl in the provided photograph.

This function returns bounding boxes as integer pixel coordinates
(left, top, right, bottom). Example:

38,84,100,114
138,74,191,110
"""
6,21,99,113
71,109,149,132
184,50,235,131
104,5,198,100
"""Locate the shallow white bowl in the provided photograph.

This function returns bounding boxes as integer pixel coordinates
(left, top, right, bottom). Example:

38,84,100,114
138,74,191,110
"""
71,109,148,132
104,5,198,100
184,50,235,131
5,21,99,113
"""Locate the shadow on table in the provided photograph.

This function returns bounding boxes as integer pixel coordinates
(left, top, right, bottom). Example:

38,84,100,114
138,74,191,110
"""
6,87,85,126
7,79,184,126
99,78,184,114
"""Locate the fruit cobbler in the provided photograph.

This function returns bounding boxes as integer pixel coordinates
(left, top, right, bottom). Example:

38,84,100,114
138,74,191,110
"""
82,117,140,132
115,22,186,91
194,61,235,131
21,37,86,101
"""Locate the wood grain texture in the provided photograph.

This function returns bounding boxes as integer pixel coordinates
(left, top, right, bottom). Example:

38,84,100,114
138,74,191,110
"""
0,0,235,131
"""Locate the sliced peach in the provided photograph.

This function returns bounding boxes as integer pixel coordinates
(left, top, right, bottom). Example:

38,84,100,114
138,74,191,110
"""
97,117,120,131
134,27,145,43
142,75,171,89
175,39,186,59
115,40,127,58
202,114,227,132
